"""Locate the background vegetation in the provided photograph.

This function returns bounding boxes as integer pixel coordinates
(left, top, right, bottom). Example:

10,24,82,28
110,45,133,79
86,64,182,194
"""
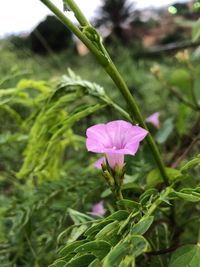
0,0,200,266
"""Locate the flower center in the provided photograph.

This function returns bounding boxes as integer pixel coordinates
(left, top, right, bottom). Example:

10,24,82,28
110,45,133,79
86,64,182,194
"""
112,146,117,150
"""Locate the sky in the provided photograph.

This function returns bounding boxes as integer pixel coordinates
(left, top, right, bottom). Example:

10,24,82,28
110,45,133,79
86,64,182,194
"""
0,0,189,37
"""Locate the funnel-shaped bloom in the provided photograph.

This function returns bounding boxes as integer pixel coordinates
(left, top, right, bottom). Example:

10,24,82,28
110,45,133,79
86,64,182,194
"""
146,112,160,128
86,120,148,170
91,201,106,216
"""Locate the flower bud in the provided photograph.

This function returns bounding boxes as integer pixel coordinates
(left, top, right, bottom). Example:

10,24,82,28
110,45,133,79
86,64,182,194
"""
175,50,190,63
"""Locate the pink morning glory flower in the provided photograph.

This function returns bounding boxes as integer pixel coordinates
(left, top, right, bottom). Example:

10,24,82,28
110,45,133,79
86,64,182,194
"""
146,112,160,129
91,201,106,216
86,120,148,170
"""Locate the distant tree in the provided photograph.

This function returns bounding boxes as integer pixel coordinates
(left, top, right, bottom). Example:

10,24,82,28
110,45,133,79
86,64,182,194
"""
95,0,135,42
29,15,73,54
173,3,189,15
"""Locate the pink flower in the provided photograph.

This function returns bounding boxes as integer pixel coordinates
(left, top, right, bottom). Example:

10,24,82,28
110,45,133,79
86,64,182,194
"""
86,120,148,170
91,201,106,216
146,112,160,129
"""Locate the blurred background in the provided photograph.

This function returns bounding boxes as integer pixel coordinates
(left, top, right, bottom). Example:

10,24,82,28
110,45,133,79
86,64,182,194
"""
1,0,200,54
1,0,200,92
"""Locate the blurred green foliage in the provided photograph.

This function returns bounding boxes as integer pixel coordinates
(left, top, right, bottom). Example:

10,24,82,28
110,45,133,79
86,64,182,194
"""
0,32,200,267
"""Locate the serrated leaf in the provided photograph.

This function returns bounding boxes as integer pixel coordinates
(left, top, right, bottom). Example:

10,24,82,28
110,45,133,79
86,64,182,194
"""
169,245,200,267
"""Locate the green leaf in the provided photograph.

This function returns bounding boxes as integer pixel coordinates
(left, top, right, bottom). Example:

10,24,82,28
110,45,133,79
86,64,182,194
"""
194,73,200,101
169,69,192,100
118,256,135,267
68,208,93,224
170,190,200,202
117,199,141,210
75,240,111,259
102,243,129,267
101,188,112,198
122,183,143,194
64,254,96,267
105,210,129,221
192,19,200,42
139,188,158,205
176,104,189,136
180,154,200,173
95,221,120,245
85,211,128,240
85,220,114,238
59,240,87,258
146,168,181,188
155,118,174,144
57,224,89,244
131,216,154,235
88,259,101,267
102,235,149,267
181,187,200,195
169,245,200,267
128,235,150,256
49,260,66,267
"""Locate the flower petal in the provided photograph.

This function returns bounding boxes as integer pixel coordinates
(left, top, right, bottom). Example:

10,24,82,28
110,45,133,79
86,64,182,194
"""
146,112,160,128
106,120,133,149
86,120,148,166
91,201,106,216
94,157,105,169
106,153,124,169
86,124,110,152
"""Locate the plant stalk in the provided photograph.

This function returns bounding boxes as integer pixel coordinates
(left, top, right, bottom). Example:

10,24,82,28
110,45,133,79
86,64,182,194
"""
64,0,90,26
40,0,169,186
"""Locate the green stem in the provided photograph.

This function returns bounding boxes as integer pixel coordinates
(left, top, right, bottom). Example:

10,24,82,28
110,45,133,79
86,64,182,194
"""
145,187,172,217
103,96,132,121
105,62,169,185
40,0,108,67
40,0,169,186
132,256,136,267
115,186,124,201
190,74,200,109
65,0,89,26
